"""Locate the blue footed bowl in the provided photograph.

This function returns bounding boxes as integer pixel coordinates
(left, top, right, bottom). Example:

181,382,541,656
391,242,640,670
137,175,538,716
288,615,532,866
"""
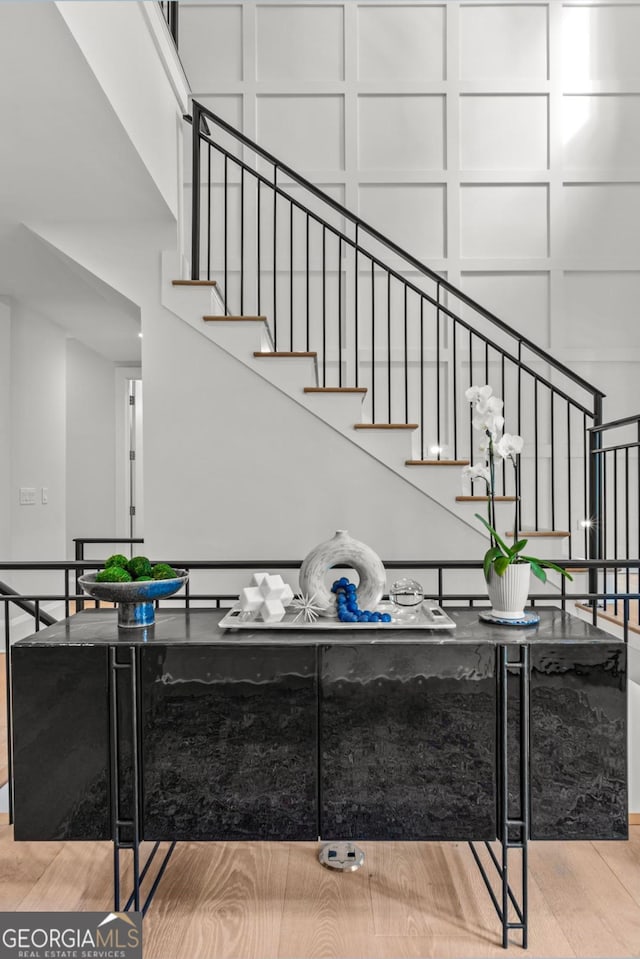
78,571,188,628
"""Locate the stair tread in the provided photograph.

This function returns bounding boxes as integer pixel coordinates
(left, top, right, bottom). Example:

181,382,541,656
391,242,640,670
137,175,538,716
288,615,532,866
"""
406,459,470,466
305,387,367,394
204,315,266,321
456,495,518,502
355,423,418,430
172,279,217,286
254,351,317,358
506,530,571,537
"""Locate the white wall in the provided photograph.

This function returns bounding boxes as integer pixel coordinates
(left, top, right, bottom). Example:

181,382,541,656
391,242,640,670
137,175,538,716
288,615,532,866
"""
179,0,640,423
143,303,484,571
9,303,67,564
0,301,10,563
56,0,189,224
65,338,117,549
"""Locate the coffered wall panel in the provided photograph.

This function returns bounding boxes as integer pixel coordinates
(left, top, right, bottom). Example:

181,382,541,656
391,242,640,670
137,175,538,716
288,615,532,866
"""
181,0,640,419
358,96,445,171
357,5,445,81
460,96,548,171
257,95,345,170
256,4,344,81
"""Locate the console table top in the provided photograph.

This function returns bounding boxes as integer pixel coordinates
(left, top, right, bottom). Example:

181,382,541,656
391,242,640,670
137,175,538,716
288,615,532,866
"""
15,606,622,647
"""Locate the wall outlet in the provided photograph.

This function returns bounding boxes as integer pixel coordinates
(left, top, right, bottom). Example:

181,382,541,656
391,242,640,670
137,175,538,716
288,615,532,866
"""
19,487,36,505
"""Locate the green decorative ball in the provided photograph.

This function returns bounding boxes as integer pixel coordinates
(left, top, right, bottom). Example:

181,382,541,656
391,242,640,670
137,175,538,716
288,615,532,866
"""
96,566,132,583
152,563,178,581
135,576,153,582
128,555,153,579
104,554,129,570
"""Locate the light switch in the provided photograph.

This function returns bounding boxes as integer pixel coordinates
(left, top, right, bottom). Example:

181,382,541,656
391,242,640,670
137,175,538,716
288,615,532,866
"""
19,488,36,505
41,487,48,504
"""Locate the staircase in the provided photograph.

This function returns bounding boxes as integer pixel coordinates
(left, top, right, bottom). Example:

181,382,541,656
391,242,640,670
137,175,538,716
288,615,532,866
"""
171,100,607,561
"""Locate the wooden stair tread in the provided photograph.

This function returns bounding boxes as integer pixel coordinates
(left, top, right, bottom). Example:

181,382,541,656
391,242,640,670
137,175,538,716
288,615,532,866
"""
172,279,217,286
204,315,266,322
355,423,418,430
506,530,570,538
576,602,640,636
406,459,470,466
254,351,317,358
456,495,518,502
304,387,367,394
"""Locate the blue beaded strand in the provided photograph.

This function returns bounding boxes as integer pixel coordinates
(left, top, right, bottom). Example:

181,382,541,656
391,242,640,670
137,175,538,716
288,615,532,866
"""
331,578,392,624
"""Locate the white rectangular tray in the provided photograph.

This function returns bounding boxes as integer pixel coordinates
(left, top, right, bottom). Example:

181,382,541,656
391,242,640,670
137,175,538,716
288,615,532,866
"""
219,601,456,631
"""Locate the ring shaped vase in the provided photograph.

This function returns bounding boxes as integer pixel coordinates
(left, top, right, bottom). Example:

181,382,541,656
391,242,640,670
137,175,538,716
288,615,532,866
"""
486,563,530,619
299,530,386,618
78,572,188,628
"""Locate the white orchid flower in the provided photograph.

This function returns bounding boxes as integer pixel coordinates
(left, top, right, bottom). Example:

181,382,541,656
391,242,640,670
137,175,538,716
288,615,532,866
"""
465,384,493,406
462,463,491,485
472,403,505,438
496,433,524,461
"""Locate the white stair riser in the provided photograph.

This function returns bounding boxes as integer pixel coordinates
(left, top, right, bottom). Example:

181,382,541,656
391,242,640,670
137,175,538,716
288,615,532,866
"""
249,357,318,393
301,393,366,431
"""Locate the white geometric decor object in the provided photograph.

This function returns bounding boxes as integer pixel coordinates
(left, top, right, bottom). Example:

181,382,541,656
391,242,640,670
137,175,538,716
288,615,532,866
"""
298,530,386,618
240,573,295,623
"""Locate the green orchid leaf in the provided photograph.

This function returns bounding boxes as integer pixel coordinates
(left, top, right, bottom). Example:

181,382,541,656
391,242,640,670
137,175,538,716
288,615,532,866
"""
508,538,528,557
527,557,574,582
525,558,547,584
474,513,510,556
494,555,511,577
483,546,502,582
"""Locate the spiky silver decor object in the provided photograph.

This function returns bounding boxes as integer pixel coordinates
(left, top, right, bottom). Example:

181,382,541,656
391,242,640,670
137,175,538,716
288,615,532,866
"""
290,592,324,623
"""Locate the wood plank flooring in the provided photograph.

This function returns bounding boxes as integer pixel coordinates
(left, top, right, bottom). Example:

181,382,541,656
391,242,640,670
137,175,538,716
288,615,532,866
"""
0,829,638,957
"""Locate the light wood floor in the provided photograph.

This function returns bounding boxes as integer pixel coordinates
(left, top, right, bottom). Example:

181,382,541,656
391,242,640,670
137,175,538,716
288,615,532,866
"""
1,828,639,957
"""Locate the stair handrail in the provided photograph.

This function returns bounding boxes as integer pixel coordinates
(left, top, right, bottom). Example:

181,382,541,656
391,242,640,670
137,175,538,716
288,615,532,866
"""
188,100,604,403
0,579,57,628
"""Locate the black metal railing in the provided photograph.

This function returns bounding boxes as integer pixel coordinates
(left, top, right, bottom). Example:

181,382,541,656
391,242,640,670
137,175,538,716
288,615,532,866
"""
587,414,640,618
187,101,605,556
158,1,178,47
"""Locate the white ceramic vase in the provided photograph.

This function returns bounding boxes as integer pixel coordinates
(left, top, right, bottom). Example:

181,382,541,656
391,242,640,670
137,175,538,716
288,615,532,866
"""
486,562,531,619
299,529,386,618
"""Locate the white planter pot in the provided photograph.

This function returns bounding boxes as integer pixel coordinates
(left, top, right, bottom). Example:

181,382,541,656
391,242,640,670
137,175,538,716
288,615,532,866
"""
486,563,531,619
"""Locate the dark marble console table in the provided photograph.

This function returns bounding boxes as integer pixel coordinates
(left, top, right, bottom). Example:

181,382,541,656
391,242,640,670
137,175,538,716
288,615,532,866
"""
10,608,627,948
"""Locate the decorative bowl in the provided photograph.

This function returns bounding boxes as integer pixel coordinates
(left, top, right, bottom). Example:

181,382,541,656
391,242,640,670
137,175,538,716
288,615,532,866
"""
78,571,188,628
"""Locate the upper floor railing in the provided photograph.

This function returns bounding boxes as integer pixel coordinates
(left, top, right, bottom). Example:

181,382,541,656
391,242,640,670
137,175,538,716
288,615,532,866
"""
588,414,640,584
158,1,178,47
187,100,606,558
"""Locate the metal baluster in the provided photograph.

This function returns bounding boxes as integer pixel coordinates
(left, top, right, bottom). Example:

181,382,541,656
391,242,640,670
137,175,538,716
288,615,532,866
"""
224,155,228,314
207,145,211,281
420,298,424,459
290,201,294,351
387,273,392,423
550,390,556,531
404,284,408,424
354,226,359,388
436,284,441,453
338,237,343,387
322,227,326,386
306,215,310,352
257,180,261,316
273,167,278,346
371,260,376,422
567,403,572,559
534,380,539,529
240,168,244,314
